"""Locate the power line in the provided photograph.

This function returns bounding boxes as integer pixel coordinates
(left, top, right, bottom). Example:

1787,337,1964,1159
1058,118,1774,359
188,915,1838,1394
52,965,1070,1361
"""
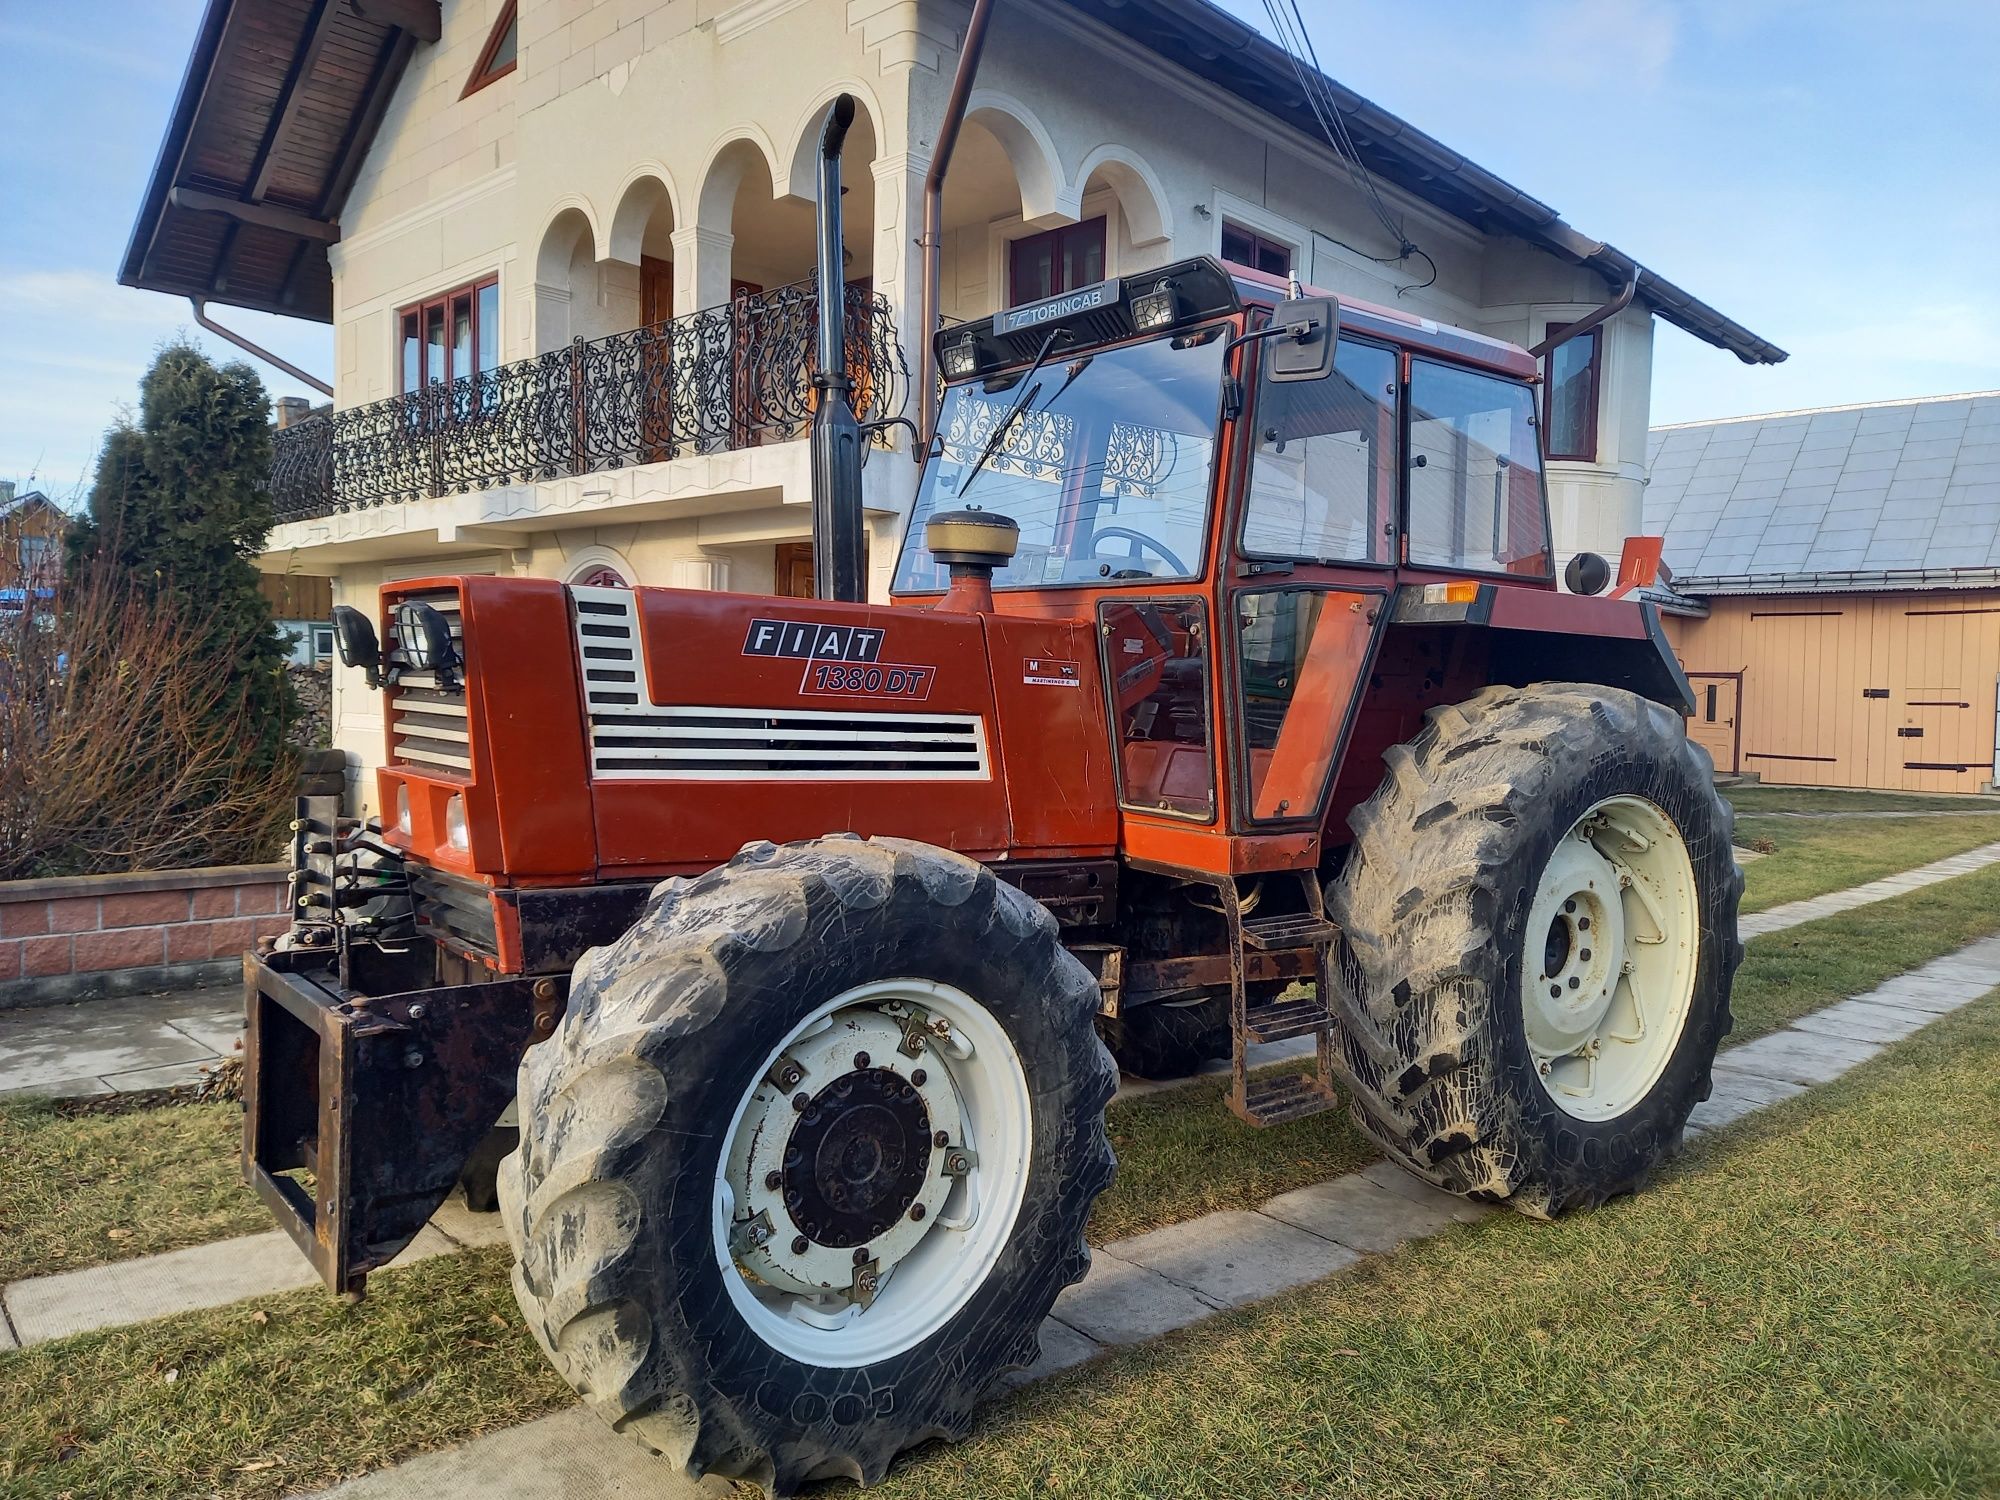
1258,0,1433,296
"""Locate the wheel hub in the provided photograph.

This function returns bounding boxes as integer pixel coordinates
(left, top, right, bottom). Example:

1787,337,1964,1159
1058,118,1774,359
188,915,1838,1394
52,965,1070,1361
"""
723,1008,965,1306
1521,835,1626,1058
1519,796,1699,1121
783,1068,932,1247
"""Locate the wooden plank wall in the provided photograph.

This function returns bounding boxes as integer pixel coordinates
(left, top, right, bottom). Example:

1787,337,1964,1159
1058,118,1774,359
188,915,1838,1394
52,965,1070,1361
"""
1665,590,2000,793
259,572,332,619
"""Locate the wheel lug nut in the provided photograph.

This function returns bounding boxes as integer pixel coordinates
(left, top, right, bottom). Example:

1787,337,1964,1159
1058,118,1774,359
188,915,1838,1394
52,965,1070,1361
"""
853,1247,870,1265
910,1203,926,1222
1568,977,1580,990
764,1170,781,1190
911,1068,927,1086
934,1130,950,1148
792,1092,809,1111
854,1051,870,1069
1564,899,1576,914
1578,917,1591,931
792,1235,808,1255
1580,949,1592,962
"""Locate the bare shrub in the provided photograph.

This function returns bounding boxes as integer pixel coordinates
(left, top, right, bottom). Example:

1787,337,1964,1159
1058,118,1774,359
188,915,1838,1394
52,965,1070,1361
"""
0,564,298,880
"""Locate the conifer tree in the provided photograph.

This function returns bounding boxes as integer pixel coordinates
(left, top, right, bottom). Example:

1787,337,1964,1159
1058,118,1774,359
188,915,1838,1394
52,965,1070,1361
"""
70,341,295,771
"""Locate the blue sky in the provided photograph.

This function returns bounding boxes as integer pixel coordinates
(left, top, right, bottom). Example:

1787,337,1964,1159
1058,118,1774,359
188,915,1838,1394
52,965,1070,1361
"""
3,0,1996,501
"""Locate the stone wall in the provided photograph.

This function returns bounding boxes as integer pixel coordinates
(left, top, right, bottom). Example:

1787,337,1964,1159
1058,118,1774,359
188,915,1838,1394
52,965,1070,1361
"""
0,864,289,1009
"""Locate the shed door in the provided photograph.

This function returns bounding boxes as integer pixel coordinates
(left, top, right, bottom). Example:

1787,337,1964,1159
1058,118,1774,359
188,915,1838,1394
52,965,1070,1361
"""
1688,674,1739,775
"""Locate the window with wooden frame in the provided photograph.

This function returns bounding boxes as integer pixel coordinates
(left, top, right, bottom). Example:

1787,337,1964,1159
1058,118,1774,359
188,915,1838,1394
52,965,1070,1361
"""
1541,324,1601,462
1220,220,1293,278
398,277,500,393
461,1,518,98
1008,216,1107,303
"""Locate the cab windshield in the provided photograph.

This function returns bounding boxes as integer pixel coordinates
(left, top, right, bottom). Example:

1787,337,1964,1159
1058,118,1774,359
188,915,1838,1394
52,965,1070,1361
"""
893,326,1228,591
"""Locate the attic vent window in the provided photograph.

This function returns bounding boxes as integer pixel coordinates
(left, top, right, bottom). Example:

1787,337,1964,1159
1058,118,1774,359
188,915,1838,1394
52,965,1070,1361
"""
462,1,518,98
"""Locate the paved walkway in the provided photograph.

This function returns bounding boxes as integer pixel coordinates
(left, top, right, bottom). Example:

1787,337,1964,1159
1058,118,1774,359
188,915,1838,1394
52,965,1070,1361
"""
1737,840,2000,938
0,987,241,1098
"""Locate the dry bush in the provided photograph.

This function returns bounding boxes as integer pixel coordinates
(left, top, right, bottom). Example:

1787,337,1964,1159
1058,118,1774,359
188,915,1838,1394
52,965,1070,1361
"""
0,566,298,879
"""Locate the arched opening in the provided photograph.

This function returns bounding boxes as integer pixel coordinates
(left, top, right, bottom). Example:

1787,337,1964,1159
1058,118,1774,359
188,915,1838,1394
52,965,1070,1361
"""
532,204,596,352
940,98,1073,322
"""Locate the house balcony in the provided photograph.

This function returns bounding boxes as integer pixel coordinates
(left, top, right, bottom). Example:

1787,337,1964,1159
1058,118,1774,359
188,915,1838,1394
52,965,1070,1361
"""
267,280,908,542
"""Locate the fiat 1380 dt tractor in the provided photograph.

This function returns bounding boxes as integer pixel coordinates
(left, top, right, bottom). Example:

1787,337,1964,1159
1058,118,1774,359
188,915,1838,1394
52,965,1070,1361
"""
243,77,1737,1499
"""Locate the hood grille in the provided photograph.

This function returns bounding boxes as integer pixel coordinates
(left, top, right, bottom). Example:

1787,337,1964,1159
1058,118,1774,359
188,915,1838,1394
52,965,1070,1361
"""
386,588,469,776
570,586,989,781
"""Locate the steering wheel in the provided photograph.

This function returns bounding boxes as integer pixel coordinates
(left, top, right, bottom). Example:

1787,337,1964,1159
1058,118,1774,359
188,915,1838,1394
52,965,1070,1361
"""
1090,525,1190,579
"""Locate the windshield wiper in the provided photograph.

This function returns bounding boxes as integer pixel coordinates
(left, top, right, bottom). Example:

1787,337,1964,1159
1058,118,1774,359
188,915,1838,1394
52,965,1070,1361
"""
958,328,1069,500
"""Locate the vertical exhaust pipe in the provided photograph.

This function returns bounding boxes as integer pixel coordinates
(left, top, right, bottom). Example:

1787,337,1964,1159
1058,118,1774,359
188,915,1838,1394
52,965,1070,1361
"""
811,93,865,604
917,0,998,456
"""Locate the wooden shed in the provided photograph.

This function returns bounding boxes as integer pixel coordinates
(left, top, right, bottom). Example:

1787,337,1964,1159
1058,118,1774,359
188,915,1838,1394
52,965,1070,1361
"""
1646,392,2000,794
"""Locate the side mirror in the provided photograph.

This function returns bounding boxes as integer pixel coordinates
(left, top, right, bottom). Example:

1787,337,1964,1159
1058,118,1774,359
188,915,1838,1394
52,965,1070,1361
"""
1267,297,1337,382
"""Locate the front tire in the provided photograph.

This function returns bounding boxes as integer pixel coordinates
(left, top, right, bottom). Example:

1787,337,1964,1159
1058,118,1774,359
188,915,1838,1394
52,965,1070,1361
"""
1326,684,1741,1216
497,835,1115,1492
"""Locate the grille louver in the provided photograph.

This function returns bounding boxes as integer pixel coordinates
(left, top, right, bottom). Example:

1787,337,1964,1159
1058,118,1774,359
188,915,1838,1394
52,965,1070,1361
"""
570,586,990,782
386,589,470,776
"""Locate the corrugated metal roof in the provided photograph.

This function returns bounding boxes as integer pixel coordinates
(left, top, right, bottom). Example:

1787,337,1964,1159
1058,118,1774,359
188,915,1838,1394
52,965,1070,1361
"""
1645,391,2000,594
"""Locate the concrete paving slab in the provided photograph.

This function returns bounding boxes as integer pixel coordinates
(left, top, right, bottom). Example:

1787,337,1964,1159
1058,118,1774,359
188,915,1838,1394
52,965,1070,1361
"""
1711,1028,1880,1088
430,1197,511,1249
1109,1209,1353,1308
162,1006,245,1056
0,1072,113,1100
1000,1316,1103,1389
1261,1173,1458,1253
307,1407,723,1499
1792,999,1932,1045
100,1058,215,1093
4,1221,458,1346
4,1230,320,1344
1860,976,1993,1014
1685,1069,1806,1134
1049,1247,1222,1346
0,1015,218,1094
1356,1160,1494,1224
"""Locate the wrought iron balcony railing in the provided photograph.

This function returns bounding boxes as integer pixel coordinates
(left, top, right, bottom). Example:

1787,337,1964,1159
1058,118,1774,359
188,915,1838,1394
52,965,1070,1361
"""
269,280,907,524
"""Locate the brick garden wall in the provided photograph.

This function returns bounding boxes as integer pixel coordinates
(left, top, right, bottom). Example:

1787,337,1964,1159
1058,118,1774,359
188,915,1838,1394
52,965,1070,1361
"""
0,864,289,1008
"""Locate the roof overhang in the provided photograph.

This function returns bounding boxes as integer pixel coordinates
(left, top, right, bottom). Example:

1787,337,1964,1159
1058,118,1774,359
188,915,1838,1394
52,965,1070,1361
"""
118,0,441,323
1677,568,2000,598
1058,0,1787,366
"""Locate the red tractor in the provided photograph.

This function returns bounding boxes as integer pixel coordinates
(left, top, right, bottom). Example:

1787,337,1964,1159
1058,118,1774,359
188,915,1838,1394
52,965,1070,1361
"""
245,86,1737,1497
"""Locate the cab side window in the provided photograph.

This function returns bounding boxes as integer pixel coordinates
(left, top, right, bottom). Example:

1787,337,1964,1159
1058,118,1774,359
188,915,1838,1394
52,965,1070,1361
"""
1242,339,1397,565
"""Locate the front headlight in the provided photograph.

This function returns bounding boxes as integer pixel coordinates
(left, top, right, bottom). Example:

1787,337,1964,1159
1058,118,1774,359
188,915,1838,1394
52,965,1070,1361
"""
389,784,409,834
445,794,469,852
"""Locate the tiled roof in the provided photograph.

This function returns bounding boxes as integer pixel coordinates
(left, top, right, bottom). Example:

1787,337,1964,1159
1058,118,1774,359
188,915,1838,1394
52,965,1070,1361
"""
1644,392,2000,589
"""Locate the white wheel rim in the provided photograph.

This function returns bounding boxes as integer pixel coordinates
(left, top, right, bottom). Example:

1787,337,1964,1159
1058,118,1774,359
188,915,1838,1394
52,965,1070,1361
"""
1520,795,1699,1121
712,979,1032,1367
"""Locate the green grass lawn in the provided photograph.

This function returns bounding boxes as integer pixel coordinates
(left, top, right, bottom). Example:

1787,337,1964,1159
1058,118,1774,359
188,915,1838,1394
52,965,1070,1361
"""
0,1100,270,1284
1736,811,2000,913
1727,784,1999,815
870,994,2000,1500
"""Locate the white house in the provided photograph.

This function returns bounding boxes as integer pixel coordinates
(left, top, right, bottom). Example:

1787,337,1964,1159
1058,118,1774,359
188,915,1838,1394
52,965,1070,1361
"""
122,0,1782,806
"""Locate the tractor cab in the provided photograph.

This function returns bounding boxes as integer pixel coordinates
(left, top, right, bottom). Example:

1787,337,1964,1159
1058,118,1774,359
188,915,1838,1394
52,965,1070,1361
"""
889,256,1596,881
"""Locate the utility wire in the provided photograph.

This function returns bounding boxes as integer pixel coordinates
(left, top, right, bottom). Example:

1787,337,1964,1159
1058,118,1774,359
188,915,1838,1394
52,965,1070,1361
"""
1258,0,1434,297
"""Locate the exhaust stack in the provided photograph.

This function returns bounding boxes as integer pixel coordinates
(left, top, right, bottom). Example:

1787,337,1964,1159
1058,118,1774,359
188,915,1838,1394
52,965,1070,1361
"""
810,94,865,604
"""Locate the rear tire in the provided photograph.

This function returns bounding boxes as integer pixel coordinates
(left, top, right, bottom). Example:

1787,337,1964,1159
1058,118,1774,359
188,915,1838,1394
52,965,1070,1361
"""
498,835,1115,1493
1325,684,1741,1217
